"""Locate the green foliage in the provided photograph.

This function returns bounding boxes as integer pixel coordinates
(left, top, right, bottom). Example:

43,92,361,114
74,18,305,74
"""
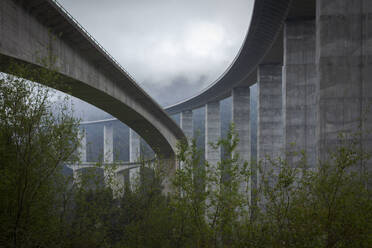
0,62,80,247
0,62,370,248
112,125,372,248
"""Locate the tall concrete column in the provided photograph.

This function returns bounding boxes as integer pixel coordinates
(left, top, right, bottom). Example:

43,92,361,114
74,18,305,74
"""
129,129,141,189
78,128,87,162
205,101,221,169
103,124,114,186
114,168,131,195
129,129,141,162
103,124,114,163
316,0,372,165
180,110,193,142
232,86,251,163
283,20,316,167
180,110,193,171
232,86,251,200
123,169,130,189
74,128,87,185
257,65,282,164
205,101,221,215
73,169,83,185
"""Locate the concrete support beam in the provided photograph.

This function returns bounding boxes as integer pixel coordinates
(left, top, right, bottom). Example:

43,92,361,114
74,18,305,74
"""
129,129,141,162
129,129,141,189
257,65,283,164
78,128,87,162
0,0,186,161
283,20,316,167
180,110,193,142
205,101,221,215
104,124,114,163
114,169,130,197
103,124,114,186
73,169,82,186
316,0,372,165
205,101,221,169
123,169,130,189
74,128,87,185
232,87,251,163
232,86,251,200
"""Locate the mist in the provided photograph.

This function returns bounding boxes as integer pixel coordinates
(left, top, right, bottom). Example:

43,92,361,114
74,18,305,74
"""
56,0,254,120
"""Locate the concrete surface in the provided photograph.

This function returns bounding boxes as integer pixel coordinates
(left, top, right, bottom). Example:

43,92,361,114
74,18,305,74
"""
232,86,251,200
257,65,283,164
205,101,221,169
0,0,185,160
316,0,372,165
283,20,316,167
104,124,114,163
180,110,193,143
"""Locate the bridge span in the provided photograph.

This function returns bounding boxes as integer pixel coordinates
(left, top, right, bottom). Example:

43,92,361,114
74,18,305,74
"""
1,0,371,195
0,0,186,160
163,0,372,190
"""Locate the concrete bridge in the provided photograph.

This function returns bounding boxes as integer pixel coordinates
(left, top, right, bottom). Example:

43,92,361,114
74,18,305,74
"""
0,0,186,162
166,0,372,173
1,0,371,193
69,119,145,189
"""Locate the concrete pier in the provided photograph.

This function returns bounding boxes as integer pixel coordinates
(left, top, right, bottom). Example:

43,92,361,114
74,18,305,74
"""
129,129,141,189
283,20,316,167
316,0,372,164
104,124,114,163
0,0,186,161
257,65,282,164
232,87,251,164
103,124,114,186
232,86,251,200
78,128,87,162
115,169,130,196
74,128,86,184
205,101,221,214
180,110,193,143
205,101,221,169
129,129,141,162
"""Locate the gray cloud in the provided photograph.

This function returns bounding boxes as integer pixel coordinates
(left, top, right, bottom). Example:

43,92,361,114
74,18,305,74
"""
57,0,253,116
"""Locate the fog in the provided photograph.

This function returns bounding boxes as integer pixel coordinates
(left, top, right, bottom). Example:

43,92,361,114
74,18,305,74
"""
56,0,254,120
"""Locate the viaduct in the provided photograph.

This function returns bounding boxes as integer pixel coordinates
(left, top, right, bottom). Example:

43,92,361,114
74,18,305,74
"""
1,0,371,191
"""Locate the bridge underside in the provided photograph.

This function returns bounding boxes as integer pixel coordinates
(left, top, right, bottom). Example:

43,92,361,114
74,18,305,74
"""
0,0,186,159
167,0,372,201
165,0,316,114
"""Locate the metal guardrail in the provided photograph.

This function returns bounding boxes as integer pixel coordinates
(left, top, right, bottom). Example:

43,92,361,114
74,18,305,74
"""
66,158,157,172
66,162,142,170
50,0,137,84
80,118,118,125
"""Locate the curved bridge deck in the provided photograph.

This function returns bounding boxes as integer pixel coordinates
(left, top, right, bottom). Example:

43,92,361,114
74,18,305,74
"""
0,0,186,159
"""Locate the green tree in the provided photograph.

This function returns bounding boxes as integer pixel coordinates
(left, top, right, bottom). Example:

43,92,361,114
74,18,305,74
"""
2,59,369,248
117,125,372,248
0,62,81,247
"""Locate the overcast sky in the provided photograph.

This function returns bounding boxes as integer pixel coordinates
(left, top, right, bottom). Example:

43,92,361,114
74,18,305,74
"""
57,0,254,119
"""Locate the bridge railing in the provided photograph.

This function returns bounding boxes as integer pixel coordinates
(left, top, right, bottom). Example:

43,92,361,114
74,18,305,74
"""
50,0,137,84
66,159,156,173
